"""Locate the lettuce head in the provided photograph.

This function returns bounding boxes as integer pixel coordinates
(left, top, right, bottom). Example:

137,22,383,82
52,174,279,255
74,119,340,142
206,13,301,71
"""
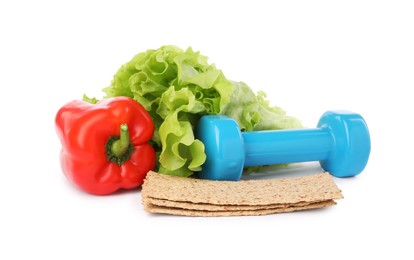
102,46,301,177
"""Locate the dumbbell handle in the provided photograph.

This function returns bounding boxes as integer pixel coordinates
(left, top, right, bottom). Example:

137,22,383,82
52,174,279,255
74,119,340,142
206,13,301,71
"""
243,128,331,166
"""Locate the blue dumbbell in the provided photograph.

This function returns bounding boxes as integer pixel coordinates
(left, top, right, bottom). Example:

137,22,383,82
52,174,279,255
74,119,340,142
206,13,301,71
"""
196,110,371,181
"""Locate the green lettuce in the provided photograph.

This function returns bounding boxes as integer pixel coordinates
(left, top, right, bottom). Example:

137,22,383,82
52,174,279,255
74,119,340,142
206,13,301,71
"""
103,46,301,177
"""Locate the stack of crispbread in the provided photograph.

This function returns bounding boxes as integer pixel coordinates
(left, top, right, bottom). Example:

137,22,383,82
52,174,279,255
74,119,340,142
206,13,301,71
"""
141,171,343,217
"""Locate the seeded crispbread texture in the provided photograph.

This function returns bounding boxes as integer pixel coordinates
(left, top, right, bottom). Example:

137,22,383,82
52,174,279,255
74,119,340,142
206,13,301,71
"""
142,171,343,205
141,171,343,217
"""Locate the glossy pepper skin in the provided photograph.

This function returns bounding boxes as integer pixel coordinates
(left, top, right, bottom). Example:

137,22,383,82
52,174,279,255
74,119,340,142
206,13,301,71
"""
55,97,156,195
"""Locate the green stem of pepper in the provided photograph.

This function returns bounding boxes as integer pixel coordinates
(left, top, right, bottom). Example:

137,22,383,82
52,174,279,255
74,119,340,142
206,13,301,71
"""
111,124,130,157
106,124,135,166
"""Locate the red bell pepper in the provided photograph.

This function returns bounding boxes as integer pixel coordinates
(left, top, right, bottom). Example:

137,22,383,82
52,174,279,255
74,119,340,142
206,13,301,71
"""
55,97,156,195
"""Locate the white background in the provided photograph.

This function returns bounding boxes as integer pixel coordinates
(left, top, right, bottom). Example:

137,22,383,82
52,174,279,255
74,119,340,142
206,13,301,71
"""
1,0,413,259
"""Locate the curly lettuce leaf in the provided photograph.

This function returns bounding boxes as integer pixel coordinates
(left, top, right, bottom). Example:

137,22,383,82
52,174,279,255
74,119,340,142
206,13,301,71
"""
221,82,302,131
103,45,301,177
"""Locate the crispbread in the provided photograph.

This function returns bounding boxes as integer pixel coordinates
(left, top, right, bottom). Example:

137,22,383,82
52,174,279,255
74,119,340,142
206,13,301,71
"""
143,200,337,217
142,171,343,205
141,171,343,216
145,197,326,211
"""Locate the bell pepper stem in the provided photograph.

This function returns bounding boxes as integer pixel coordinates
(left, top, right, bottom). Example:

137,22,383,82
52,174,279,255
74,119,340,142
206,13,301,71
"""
111,124,130,157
